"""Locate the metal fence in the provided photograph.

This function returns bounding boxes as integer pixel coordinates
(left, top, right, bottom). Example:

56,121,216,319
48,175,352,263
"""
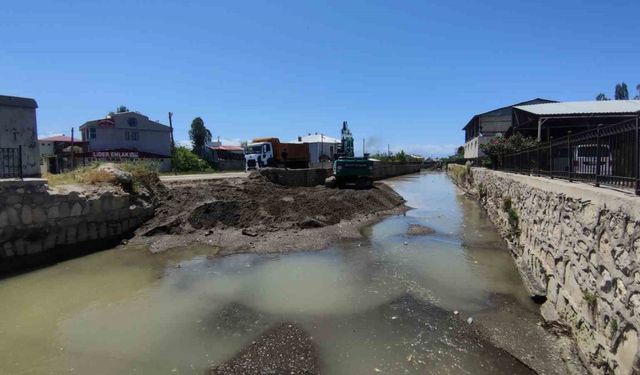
500,117,640,195
0,146,23,179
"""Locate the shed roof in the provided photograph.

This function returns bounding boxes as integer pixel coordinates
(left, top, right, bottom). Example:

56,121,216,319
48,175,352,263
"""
208,145,244,151
462,98,556,130
515,100,640,116
38,135,85,143
293,134,341,144
0,95,38,109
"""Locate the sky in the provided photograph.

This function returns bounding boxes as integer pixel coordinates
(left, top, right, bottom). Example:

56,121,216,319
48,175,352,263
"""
2,0,639,157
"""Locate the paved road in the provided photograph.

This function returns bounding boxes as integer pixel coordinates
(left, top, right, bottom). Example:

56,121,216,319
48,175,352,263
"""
159,171,249,182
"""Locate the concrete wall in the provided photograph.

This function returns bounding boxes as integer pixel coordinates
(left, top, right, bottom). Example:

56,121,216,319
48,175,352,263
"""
0,180,154,273
0,105,40,177
372,162,422,180
448,165,640,375
259,167,332,187
259,162,422,187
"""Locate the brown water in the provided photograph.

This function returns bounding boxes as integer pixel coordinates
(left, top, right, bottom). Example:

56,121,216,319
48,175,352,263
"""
0,172,553,374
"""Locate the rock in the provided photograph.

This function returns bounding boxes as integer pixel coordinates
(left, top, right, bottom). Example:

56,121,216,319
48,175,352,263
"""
467,317,473,324
299,217,327,229
97,164,133,191
241,228,258,237
407,224,436,236
20,206,32,225
210,322,319,375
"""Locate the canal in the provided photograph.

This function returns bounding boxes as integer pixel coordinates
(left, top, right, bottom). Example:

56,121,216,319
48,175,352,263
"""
0,172,567,374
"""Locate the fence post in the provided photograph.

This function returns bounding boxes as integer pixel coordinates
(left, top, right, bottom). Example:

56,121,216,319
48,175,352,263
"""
536,141,540,176
595,125,601,187
567,131,572,182
18,145,23,180
549,136,553,179
635,118,639,195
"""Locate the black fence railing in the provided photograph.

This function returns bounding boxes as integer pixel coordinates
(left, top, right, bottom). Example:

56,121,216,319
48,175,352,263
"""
500,117,640,195
0,146,23,179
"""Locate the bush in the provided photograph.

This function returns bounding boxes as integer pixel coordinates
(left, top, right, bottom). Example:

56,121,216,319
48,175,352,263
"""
502,196,512,211
172,146,210,172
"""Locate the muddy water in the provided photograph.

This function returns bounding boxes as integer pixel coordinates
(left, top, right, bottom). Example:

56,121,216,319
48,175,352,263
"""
0,172,556,374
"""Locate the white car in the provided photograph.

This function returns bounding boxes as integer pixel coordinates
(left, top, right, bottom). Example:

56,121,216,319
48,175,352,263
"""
572,144,612,176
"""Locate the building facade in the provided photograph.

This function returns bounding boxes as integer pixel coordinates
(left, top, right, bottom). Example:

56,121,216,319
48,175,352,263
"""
79,111,172,170
293,133,341,168
0,95,40,177
463,98,555,160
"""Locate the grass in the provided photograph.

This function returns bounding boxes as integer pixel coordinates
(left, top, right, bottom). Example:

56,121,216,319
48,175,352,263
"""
478,184,487,199
502,196,512,211
610,317,618,336
45,161,159,193
583,291,598,307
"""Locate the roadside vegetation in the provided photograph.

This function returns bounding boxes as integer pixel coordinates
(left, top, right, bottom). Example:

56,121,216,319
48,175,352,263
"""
45,161,159,192
171,146,211,172
480,133,536,168
370,150,423,163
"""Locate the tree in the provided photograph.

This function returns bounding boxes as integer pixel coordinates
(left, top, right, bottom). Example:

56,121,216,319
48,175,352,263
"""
596,93,610,101
188,117,212,157
615,83,629,100
635,84,640,100
172,146,209,172
480,133,536,167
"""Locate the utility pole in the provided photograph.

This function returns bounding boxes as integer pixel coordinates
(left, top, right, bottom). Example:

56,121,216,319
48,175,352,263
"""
168,112,175,151
388,144,390,157
362,138,365,156
70,127,75,170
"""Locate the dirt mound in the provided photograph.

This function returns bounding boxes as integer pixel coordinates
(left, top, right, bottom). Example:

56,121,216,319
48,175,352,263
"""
139,177,405,239
210,322,319,374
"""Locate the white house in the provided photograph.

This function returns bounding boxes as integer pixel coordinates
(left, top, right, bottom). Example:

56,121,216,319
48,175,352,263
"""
292,133,341,168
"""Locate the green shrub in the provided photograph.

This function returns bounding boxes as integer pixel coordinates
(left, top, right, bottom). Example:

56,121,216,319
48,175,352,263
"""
583,292,597,307
478,184,487,199
172,146,210,172
610,318,618,336
502,196,512,211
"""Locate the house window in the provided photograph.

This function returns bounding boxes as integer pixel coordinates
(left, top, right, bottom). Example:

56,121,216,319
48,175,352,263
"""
125,131,130,141
131,131,139,141
127,117,138,127
89,127,97,139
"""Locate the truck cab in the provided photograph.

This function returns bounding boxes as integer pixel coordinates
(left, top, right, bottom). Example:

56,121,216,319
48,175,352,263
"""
333,156,374,189
244,141,274,171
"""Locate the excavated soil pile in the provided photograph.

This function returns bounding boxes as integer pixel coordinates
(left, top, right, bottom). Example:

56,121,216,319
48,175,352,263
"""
139,175,404,238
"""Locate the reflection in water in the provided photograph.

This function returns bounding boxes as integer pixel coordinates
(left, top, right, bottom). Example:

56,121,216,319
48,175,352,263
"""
0,172,542,374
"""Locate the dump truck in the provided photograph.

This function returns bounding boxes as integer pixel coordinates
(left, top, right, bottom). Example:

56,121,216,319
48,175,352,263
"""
327,156,374,189
244,137,310,170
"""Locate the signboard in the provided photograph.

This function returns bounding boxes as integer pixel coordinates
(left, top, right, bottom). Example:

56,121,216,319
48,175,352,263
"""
92,151,139,158
98,118,116,127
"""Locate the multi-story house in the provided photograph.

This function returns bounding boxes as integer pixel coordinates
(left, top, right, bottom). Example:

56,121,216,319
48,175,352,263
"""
79,111,172,170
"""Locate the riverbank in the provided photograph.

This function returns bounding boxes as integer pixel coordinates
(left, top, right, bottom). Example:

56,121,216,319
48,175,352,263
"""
132,173,407,254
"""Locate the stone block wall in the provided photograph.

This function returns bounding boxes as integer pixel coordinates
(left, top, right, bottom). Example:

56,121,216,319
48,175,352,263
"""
448,165,640,375
0,180,154,271
372,162,422,180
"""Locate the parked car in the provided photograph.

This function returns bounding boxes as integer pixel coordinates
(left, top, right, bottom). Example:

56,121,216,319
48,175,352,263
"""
573,144,612,176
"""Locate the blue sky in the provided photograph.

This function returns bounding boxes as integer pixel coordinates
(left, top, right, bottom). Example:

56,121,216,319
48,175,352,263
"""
2,0,639,156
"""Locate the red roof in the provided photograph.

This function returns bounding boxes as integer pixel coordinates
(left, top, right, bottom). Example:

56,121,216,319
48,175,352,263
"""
38,135,85,143
209,145,244,151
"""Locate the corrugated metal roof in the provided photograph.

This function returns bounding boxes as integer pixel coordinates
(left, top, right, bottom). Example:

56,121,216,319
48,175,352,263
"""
0,95,38,109
38,135,85,143
515,100,640,116
292,134,341,144
209,145,244,151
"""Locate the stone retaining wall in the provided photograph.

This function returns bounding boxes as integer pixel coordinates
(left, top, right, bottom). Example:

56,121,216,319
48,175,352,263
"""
372,162,422,180
447,164,640,375
0,180,154,272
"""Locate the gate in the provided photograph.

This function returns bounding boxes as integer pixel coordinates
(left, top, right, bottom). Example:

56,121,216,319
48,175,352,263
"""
0,146,23,178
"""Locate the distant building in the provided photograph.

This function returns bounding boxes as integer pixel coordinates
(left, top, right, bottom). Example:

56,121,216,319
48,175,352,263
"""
78,111,172,171
462,98,555,160
293,133,341,167
206,143,245,170
511,100,640,141
0,95,40,177
38,135,87,174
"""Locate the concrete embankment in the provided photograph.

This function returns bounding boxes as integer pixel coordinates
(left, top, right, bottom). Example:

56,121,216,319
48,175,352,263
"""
448,164,640,375
0,179,155,273
259,162,422,187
